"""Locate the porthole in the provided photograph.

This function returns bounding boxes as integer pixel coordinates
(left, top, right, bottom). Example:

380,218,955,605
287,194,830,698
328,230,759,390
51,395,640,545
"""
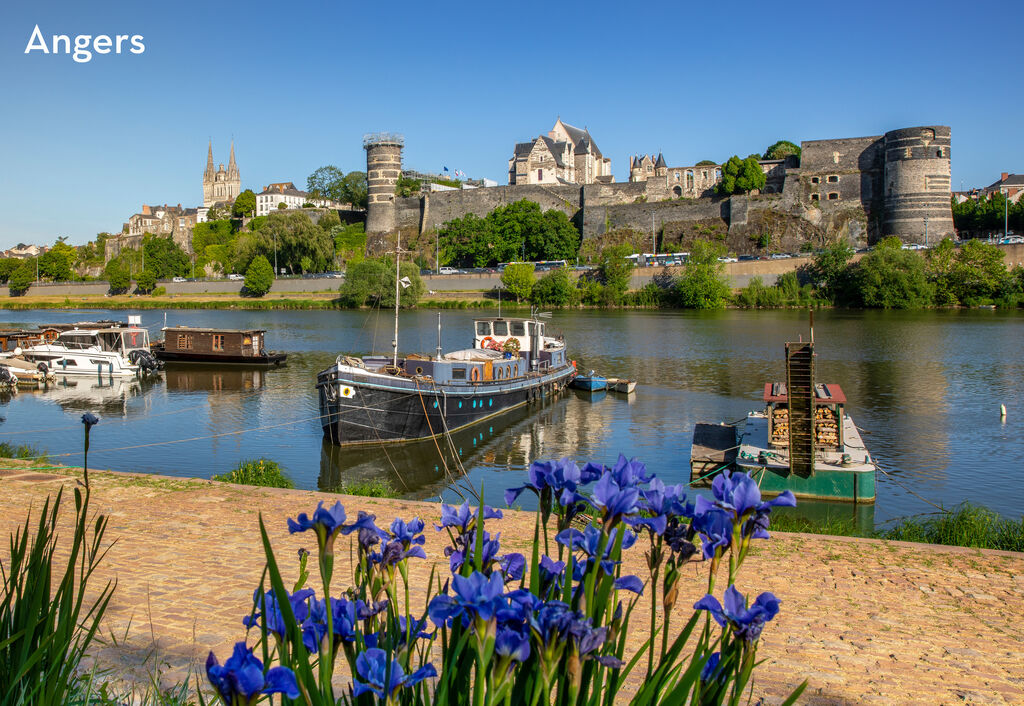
415,366,423,375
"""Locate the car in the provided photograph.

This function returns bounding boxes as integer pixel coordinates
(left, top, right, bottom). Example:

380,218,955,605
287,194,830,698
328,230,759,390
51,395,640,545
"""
438,267,461,275
227,274,244,281
738,255,756,261
172,276,186,283
717,256,738,263
769,253,791,259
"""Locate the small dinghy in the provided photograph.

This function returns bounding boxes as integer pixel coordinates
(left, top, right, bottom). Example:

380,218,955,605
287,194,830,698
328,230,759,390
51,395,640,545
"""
570,371,607,391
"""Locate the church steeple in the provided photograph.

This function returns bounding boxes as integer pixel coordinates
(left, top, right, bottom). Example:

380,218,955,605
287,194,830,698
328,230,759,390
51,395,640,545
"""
205,140,215,178
228,141,238,177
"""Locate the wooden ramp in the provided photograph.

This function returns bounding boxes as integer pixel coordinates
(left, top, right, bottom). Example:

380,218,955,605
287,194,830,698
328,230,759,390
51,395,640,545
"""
786,341,815,478
689,423,739,484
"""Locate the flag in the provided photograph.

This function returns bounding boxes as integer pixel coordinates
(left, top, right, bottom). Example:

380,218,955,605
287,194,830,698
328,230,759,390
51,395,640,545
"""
443,166,449,173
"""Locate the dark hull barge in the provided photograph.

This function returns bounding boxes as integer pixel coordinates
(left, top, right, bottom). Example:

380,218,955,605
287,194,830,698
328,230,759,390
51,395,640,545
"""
153,327,287,367
317,316,576,445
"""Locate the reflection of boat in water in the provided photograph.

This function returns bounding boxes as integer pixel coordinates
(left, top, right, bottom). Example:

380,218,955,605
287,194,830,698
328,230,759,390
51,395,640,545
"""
163,365,269,393
318,394,570,499
27,376,151,417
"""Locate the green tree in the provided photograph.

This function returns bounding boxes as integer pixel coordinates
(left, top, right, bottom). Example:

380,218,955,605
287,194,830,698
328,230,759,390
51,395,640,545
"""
338,258,423,308
135,269,157,293
0,258,23,284
696,160,718,166
929,237,1008,305
8,261,34,294
500,262,535,302
530,267,577,306
307,165,346,202
340,171,369,209
855,239,934,308
333,222,367,265
38,239,77,281
244,255,274,297
277,202,288,209
395,175,421,197
763,140,801,160
260,211,334,275
597,244,634,303
318,210,341,232
232,189,257,218
104,260,130,293
717,155,766,195
803,241,855,304
674,240,731,308
142,235,190,279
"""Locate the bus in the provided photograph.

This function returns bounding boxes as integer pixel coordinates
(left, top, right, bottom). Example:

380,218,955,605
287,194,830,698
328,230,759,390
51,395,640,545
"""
497,260,569,272
624,253,689,267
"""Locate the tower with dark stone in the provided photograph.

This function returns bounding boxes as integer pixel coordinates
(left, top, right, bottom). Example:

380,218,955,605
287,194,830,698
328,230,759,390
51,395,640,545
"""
882,126,953,242
363,133,404,248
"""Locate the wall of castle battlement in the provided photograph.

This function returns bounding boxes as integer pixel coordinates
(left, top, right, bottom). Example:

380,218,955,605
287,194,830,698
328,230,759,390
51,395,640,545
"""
395,184,582,234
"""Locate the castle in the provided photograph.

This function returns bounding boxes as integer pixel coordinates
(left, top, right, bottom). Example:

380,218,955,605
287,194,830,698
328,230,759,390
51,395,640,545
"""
508,119,613,186
203,141,240,208
364,125,954,252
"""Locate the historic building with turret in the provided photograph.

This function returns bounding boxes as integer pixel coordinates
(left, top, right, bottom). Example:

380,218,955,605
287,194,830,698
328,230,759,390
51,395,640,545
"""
203,141,240,208
508,119,613,186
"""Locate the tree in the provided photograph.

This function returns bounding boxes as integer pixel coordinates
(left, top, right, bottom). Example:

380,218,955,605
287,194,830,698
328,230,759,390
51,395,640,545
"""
763,140,801,160
8,261,34,294
696,160,718,166
804,241,855,304
104,260,130,293
501,263,535,302
142,235,190,279
277,202,288,209
307,165,346,202
530,267,576,306
597,244,634,303
338,258,423,308
135,269,157,293
244,255,274,297
929,237,1008,305
260,211,334,275
855,240,934,308
232,189,257,218
39,238,78,281
340,171,368,209
395,175,421,197
333,222,367,265
674,240,731,308
0,258,22,283
717,155,766,195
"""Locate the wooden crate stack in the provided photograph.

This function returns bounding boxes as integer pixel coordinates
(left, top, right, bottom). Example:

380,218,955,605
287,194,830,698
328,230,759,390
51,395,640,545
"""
770,406,789,446
814,406,839,448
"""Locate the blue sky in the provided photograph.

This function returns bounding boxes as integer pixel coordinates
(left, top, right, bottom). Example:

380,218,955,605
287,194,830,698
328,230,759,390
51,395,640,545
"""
0,0,1020,248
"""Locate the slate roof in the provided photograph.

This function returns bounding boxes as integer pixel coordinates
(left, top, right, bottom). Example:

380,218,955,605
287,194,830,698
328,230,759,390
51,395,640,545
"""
513,142,535,157
655,153,667,168
987,174,1024,189
540,136,569,168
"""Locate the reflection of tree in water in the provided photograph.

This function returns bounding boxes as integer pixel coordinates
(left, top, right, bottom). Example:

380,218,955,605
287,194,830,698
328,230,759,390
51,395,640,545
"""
318,396,570,500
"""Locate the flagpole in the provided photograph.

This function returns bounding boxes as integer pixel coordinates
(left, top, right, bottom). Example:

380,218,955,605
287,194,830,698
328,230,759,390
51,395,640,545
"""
393,231,401,367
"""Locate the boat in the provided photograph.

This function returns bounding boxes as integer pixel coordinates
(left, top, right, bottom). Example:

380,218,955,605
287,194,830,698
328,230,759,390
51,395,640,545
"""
571,372,607,391
690,338,875,503
316,233,575,445
607,378,637,394
20,321,161,378
0,355,56,385
152,327,287,367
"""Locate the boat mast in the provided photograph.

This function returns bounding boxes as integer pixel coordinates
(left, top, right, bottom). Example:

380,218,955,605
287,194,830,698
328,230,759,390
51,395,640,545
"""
436,312,442,361
393,231,401,367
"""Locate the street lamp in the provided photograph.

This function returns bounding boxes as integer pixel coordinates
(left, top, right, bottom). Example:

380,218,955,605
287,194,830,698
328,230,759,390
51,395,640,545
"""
274,233,278,279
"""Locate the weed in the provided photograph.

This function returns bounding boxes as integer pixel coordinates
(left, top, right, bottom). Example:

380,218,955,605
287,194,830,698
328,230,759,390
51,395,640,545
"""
213,458,294,489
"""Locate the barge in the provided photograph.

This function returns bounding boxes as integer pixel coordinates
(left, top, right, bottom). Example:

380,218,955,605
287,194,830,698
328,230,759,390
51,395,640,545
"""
153,327,287,367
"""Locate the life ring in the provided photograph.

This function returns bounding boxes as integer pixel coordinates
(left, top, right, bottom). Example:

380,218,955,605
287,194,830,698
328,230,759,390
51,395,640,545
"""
480,337,495,349
470,367,480,382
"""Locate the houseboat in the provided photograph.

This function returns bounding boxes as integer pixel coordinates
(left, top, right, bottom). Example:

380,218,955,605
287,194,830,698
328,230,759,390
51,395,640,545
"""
20,323,161,378
316,314,576,446
152,327,287,367
690,339,875,503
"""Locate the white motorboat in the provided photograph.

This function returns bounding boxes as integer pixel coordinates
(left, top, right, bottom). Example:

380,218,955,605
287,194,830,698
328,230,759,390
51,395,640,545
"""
21,324,161,378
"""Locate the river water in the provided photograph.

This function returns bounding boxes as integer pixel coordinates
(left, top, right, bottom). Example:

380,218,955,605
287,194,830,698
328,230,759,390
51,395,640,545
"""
1,307,1021,527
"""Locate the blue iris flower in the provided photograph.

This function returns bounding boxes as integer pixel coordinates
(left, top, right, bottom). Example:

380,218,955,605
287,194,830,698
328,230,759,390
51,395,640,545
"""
370,540,428,567
301,595,368,652
499,552,526,582
445,528,502,574
396,615,435,646
608,454,653,488
206,642,299,706
287,501,349,553
694,584,781,643
528,600,575,646
641,478,693,520
436,502,503,533
352,648,437,701
588,472,641,526
243,587,314,641
390,517,426,547
504,457,602,507
427,571,507,628
700,652,723,683
695,471,796,537
557,525,637,575
495,626,531,663
612,574,644,595
692,506,733,560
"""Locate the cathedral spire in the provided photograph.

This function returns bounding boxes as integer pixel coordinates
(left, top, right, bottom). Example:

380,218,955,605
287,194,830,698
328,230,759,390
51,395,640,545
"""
228,141,238,176
205,140,215,178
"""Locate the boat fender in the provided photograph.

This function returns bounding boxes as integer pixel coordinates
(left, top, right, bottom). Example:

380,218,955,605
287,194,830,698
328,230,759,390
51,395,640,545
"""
571,360,577,369
470,367,480,382
0,367,15,386
37,361,49,374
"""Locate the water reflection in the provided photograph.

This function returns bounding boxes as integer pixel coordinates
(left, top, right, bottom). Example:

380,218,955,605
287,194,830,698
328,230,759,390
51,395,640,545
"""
30,376,150,417
164,366,269,393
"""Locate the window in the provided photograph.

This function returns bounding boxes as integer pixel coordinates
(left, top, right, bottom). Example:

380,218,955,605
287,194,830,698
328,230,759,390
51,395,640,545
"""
528,322,536,336
810,194,820,202
213,334,225,351
673,185,682,197
510,322,526,336
476,322,491,336
537,169,543,181
827,192,839,200
936,148,943,157
496,367,503,380
452,367,467,380
493,321,508,336
811,177,820,184
674,172,680,181
827,175,839,183
177,334,193,350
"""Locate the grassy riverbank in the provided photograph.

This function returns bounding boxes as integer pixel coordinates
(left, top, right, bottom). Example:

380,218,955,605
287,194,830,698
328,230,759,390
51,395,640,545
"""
0,293,345,310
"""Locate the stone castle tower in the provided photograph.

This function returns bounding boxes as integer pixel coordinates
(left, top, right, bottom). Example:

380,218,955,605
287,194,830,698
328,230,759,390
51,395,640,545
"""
203,141,241,208
363,133,404,247
882,126,953,241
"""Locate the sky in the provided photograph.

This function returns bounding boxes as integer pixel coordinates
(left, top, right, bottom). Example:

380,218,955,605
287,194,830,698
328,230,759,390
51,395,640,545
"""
0,0,1021,248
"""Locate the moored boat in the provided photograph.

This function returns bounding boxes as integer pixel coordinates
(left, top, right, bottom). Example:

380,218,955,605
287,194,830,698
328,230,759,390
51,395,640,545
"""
607,378,637,394
316,314,576,446
152,327,287,367
570,372,607,391
20,322,161,378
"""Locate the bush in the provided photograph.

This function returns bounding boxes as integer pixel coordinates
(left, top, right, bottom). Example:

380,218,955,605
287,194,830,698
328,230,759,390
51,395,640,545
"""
244,255,275,297
104,260,130,294
152,286,167,297
500,262,535,302
8,261,34,294
530,267,577,306
856,240,934,308
135,269,157,293
213,458,293,488
674,240,731,308
0,441,45,460
339,257,424,308
332,478,400,498
205,460,805,705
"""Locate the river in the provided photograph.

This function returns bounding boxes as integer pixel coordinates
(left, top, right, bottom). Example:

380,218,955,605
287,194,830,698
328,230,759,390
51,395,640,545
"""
1,307,1021,527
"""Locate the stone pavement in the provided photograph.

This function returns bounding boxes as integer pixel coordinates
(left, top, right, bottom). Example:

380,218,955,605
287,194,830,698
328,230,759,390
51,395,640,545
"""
1,464,1021,704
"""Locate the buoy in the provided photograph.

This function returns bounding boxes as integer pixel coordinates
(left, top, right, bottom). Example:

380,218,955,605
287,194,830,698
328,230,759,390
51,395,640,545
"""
1000,403,1007,420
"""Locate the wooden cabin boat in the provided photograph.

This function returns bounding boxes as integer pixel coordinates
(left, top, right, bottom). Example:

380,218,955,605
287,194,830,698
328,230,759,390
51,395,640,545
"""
153,327,287,367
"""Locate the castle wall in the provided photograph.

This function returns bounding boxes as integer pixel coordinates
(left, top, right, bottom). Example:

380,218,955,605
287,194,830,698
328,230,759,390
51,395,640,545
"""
411,184,582,233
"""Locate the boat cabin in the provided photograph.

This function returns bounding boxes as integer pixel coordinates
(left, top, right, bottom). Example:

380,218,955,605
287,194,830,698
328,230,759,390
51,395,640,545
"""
160,327,268,358
763,382,847,450
474,317,547,353
0,327,60,352
57,327,151,356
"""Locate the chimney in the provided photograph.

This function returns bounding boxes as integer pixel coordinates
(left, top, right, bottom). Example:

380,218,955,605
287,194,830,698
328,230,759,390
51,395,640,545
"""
142,204,151,215
1002,172,1009,181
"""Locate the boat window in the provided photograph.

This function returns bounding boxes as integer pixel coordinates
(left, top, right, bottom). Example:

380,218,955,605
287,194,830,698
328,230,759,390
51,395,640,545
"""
493,321,508,336
178,334,194,350
213,334,225,351
452,367,467,380
496,366,503,380
61,334,96,350
528,322,536,336
510,322,525,336
476,322,491,336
